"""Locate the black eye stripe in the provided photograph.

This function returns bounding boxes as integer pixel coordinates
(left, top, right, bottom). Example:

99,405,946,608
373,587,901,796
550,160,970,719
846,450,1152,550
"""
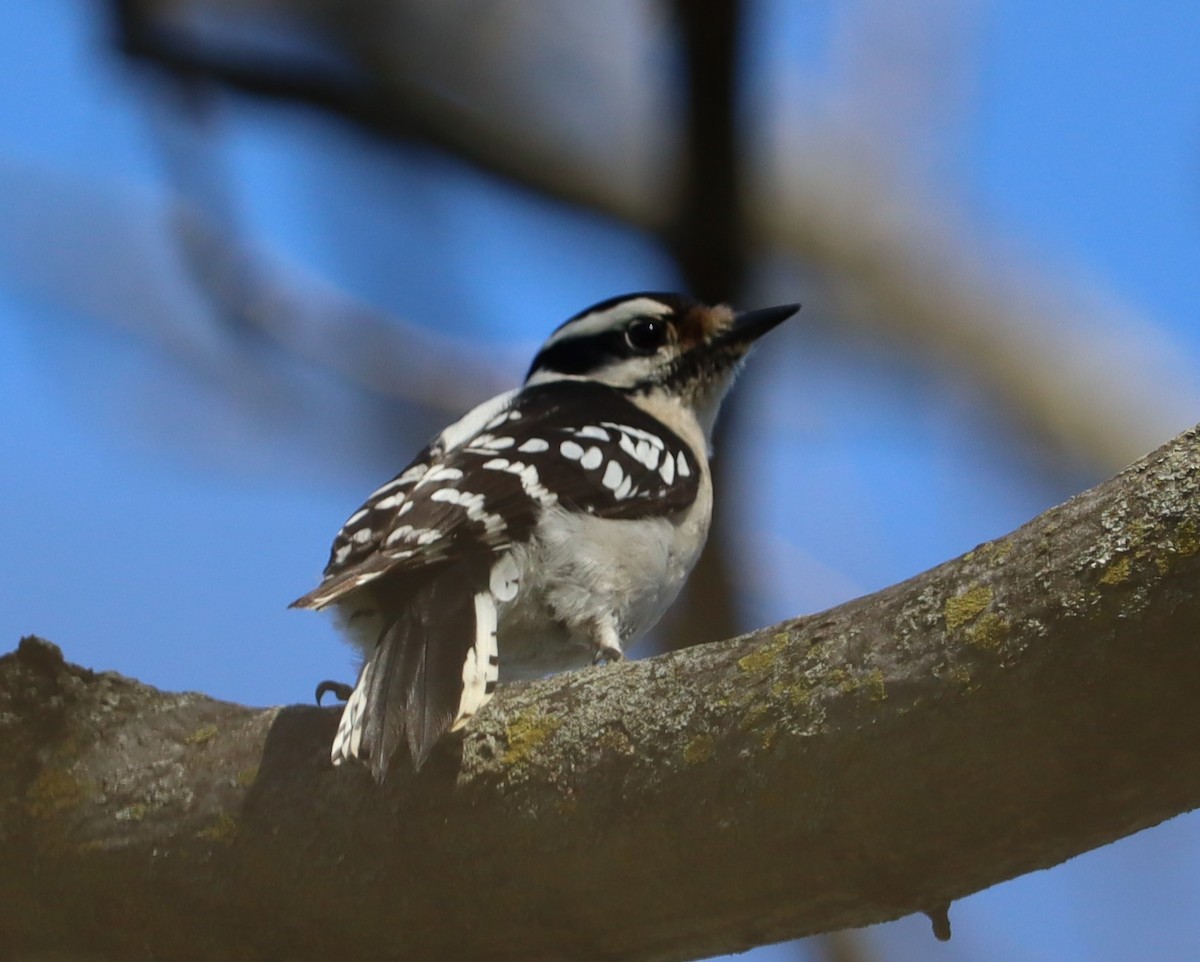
527,331,625,378
527,322,675,379
526,292,700,381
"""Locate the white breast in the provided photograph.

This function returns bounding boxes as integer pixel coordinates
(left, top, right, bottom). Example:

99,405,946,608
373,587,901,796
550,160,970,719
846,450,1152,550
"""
496,468,713,679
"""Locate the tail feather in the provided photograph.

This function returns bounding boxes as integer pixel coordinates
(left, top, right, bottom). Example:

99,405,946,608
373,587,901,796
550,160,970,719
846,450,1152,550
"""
330,659,373,766
452,593,500,731
329,559,500,781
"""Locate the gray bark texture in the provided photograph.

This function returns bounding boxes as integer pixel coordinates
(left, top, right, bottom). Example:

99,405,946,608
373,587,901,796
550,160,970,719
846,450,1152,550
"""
5,424,1200,962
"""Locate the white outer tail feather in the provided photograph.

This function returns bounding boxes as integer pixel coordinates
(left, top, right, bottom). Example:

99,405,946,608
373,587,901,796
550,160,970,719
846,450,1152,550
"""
453,592,500,731
331,658,374,767
329,587,502,768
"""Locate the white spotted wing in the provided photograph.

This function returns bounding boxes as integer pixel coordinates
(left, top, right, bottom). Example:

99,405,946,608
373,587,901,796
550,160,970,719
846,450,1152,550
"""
291,381,700,610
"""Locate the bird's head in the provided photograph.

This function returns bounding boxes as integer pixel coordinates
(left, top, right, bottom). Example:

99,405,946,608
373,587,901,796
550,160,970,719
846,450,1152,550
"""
525,292,799,437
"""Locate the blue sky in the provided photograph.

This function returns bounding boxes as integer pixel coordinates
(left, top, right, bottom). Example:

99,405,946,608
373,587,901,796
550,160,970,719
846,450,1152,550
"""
2,2,1200,960
972,3,1200,340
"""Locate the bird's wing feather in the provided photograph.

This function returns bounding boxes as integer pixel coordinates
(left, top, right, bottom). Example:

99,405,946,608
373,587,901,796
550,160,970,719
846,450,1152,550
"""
291,381,700,610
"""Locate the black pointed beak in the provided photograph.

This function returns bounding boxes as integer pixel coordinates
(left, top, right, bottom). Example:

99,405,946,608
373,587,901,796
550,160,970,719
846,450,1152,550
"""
728,303,801,344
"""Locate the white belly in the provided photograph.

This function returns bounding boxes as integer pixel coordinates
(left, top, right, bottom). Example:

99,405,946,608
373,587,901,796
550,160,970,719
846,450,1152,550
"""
496,491,712,680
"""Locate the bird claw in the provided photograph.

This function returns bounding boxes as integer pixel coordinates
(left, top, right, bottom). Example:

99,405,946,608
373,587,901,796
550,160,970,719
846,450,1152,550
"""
315,679,354,705
592,645,624,667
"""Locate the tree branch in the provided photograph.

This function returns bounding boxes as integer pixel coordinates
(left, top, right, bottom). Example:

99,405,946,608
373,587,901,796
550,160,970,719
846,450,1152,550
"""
7,422,1200,961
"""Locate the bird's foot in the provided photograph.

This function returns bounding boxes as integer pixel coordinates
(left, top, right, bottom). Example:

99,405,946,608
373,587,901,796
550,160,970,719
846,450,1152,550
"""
592,644,624,667
315,679,354,704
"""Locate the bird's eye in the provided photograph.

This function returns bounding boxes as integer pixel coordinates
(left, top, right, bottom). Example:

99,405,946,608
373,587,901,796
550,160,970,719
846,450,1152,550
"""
624,318,669,353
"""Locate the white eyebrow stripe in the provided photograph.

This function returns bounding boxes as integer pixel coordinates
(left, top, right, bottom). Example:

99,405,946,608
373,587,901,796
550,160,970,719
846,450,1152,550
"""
540,297,674,350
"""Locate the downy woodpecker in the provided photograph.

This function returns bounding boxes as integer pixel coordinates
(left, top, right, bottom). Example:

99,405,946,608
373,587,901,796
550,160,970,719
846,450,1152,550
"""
292,292,798,780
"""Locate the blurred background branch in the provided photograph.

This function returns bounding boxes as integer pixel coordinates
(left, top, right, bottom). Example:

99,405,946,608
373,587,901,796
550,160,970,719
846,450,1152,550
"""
109,0,1200,471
